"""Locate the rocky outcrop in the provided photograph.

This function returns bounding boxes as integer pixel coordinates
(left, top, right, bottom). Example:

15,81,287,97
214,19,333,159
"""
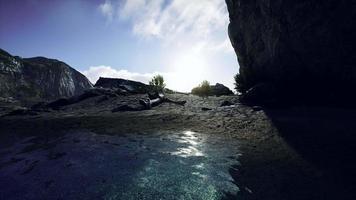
95,77,154,94
191,83,233,97
226,0,356,103
210,83,234,96
0,49,93,101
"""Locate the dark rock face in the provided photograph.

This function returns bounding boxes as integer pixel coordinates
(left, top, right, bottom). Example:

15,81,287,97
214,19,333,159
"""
240,83,277,105
210,83,234,96
226,0,356,103
95,77,154,94
0,49,93,101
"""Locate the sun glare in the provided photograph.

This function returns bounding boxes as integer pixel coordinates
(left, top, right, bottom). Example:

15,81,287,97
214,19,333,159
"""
169,53,208,92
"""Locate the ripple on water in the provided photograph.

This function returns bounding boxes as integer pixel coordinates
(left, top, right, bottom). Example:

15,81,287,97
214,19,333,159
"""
0,130,241,200
115,131,241,200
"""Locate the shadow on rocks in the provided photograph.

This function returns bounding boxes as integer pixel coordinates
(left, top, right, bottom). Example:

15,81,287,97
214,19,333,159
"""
227,104,356,200
263,106,356,199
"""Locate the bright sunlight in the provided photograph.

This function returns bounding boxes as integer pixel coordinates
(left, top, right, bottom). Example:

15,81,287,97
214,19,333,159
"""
168,52,210,92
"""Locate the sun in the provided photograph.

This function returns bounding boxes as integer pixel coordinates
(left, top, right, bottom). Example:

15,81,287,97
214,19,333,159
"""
168,53,208,92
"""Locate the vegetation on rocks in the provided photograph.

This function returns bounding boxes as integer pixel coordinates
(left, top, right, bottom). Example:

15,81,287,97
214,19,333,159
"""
149,75,166,92
191,80,212,97
234,73,246,93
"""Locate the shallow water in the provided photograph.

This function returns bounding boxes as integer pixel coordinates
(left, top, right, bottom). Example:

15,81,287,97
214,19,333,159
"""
0,130,240,200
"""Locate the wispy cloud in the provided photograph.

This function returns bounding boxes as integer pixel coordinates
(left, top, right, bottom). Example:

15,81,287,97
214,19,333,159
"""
119,0,227,38
99,0,114,22
82,65,156,85
99,0,233,52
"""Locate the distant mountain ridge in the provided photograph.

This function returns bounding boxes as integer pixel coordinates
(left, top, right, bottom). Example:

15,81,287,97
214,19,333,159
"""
0,48,93,102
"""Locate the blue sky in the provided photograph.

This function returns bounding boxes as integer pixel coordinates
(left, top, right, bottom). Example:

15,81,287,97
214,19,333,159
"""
0,0,238,92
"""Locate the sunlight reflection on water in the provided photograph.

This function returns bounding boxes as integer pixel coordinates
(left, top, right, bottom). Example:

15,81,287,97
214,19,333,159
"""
172,131,204,157
117,130,240,200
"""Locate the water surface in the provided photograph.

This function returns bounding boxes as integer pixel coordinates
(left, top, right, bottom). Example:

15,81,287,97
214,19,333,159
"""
0,130,240,199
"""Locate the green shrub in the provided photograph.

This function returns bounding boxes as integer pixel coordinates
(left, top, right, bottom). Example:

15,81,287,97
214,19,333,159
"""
234,73,248,93
149,74,166,92
191,80,212,97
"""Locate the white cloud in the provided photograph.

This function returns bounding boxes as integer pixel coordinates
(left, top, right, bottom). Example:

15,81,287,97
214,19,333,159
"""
82,65,156,85
115,0,231,51
99,0,114,22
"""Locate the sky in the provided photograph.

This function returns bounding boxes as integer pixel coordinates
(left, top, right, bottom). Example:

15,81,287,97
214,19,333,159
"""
0,0,239,92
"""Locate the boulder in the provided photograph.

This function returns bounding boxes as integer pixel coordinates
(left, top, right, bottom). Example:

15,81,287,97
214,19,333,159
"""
240,83,277,105
210,83,234,96
95,77,154,94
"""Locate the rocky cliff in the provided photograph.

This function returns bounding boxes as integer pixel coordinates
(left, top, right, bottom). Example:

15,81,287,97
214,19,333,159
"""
226,0,356,103
0,49,93,101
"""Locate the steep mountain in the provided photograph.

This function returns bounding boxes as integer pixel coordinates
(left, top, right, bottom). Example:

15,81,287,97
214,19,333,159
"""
226,0,356,103
0,49,93,101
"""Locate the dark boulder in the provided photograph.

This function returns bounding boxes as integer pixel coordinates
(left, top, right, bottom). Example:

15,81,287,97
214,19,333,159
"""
226,0,356,104
95,77,154,94
210,83,234,96
239,83,277,106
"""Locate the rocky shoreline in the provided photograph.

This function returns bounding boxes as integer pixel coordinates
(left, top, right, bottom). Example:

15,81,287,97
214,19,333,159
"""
1,93,355,199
